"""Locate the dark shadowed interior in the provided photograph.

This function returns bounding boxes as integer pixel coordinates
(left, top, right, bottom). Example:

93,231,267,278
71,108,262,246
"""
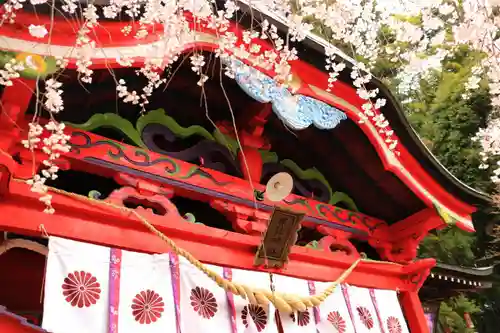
25,53,426,224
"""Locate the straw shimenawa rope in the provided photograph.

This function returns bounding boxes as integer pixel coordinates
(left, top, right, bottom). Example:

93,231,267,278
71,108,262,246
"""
45,185,361,313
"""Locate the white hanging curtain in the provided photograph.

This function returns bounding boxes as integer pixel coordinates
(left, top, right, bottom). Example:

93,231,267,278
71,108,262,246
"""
42,237,411,333
342,285,384,333
315,281,356,333
42,237,110,333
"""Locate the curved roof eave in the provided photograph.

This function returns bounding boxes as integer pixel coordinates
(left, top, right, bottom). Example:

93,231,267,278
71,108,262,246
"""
434,263,495,277
235,1,491,207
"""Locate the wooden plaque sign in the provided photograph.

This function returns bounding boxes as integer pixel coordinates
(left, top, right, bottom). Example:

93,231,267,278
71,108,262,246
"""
254,207,304,268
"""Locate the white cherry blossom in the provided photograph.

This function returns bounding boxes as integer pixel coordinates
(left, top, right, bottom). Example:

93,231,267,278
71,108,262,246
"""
28,24,48,38
4,0,500,209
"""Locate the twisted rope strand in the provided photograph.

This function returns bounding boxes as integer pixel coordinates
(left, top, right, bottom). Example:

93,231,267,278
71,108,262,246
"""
42,184,363,313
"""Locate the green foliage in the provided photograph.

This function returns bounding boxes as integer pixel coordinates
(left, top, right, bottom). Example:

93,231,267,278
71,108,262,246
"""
404,48,491,332
308,9,494,332
439,295,481,333
418,226,476,266
402,48,493,192
470,286,500,333
368,19,493,333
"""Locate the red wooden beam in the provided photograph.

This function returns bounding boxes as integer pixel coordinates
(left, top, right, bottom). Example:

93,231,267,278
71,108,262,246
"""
0,180,431,292
388,208,443,240
12,125,387,238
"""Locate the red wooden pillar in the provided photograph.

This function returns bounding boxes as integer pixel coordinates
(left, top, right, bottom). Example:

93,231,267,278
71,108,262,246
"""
0,78,35,196
1,78,35,120
238,146,263,183
0,78,36,151
400,291,430,333
464,312,474,329
236,105,272,184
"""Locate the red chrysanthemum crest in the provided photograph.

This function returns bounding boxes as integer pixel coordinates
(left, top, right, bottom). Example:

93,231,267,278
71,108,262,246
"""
62,271,101,308
387,316,403,333
242,304,267,332
290,310,311,326
131,290,165,324
190,286,218,319
357,306,374,329
328,311,347,333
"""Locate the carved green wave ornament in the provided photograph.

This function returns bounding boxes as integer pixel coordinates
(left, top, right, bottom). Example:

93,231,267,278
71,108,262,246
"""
70,108,275,161
136,109,215,142
0,51,58,79
281,159,358,211
70,108,357,211
69,113,146,147
88,190,102,200
69,109,223,148
183,212,204,225
306,240,319,249
213,130,278,163
213,130,238,156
